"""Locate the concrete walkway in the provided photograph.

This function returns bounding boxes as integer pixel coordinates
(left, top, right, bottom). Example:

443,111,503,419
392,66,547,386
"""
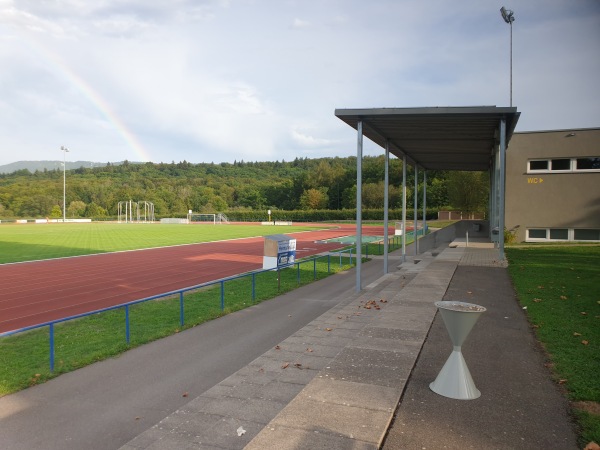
119,241,580,449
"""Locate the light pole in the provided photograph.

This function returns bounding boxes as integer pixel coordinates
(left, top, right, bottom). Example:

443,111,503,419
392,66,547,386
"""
60,146,69,222
500,7,515,107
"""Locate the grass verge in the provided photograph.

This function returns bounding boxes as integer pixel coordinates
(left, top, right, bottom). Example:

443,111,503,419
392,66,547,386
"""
0,255,355,396
505,245,600,446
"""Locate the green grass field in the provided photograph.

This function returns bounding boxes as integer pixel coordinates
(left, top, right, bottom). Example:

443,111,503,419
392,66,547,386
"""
506,245,600,446
0,222,321,264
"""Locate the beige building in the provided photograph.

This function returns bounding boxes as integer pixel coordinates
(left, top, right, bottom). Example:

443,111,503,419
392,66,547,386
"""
505,128,600,242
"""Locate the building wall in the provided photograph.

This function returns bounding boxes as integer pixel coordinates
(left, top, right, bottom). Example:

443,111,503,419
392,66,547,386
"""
505,128,600,242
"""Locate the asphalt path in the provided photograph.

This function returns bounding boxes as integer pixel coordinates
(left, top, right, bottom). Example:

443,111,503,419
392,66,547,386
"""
0,251,402,450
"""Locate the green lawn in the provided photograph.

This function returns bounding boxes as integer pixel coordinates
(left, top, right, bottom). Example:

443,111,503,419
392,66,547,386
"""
0,223,321,264
506,245,600,446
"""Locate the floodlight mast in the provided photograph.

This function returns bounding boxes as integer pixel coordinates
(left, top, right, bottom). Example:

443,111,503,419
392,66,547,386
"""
500,7,515,106
60,146,69,222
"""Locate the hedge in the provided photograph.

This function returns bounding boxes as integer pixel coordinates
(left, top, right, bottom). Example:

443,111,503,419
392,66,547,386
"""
225,208,439,223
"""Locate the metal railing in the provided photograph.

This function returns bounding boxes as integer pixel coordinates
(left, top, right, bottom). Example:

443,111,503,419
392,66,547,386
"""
1,230,427,373
1,250,355,371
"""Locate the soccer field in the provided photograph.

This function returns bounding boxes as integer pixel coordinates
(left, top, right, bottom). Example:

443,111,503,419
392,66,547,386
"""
0,222,321,264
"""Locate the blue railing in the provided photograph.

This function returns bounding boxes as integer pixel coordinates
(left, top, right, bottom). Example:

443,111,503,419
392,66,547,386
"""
1,250,355,371
1,230,427,372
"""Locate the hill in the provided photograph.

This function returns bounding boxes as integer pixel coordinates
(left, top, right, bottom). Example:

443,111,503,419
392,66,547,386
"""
0,157,465,220
0,160,140,174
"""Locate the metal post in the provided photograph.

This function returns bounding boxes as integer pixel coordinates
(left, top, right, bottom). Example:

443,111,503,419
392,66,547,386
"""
510,21,513,107
179,292,184,326
313,258,317,280
252,273,256,302
383,141,389,274
220,281,225,310
327,254,330,273
297,263,301,285
402,154,407,262
125,305,130,344
499,119,507,260
423,171,427,235
49,323,55,372
414,164,418,255
356,120,363,292
60,146,69,222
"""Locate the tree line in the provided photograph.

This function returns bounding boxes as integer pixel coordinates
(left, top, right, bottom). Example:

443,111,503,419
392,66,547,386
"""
0,157,488,219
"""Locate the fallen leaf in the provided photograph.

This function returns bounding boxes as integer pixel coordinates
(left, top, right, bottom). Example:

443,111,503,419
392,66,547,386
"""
573,332,582,336
325,328,333,331
293,363,303,369
583,441,600,450
582,340,589,345
275,345,281,350
558,379,568,385
581,312,588,316
380,299,388,303
135,416,141,421
537,286,544,289
306,348,313,352
533,298,542,303
182,392,188,397
467,291,473,294
523,306,528,310
281,362,289,369
560,295,568,300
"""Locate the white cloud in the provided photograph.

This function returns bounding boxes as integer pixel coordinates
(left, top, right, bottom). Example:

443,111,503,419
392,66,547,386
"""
291,18,310,29
0,0,599,165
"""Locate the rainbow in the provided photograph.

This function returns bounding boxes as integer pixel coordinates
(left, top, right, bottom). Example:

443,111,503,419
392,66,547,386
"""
23,35,152,162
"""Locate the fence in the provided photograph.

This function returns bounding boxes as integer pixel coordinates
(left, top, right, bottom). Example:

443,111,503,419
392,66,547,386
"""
0,230,425,375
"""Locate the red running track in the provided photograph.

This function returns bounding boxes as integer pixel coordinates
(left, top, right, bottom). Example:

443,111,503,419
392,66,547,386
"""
0,225,391,334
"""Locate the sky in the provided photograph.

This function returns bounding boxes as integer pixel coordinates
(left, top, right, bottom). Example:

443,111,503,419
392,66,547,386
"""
1,0,599,166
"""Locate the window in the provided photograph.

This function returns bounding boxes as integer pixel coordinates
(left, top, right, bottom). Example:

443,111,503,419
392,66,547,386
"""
574,229,600,241
550,159,571,171
529,160,548,171
576,157,600,170
528,229,547,239
549,229,568,240
527,157,600,173
527,228,600,242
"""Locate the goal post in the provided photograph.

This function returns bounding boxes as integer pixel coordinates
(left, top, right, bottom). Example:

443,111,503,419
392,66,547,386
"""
187,213,216,224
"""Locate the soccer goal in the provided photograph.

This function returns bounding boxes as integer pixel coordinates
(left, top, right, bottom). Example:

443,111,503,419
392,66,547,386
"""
187,212,230,224
188,213,216,224
118,200,155,223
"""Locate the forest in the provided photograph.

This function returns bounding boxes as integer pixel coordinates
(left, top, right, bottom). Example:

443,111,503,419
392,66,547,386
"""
0,156,488,220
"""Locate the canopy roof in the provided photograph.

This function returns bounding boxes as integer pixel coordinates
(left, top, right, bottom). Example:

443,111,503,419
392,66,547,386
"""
335,106,520,171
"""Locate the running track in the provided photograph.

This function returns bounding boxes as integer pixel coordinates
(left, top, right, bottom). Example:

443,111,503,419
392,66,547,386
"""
0,225,391,334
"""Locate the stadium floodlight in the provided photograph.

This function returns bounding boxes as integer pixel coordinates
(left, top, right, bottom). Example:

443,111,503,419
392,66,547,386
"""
500,6,514,24
60,146,69,222
500,7,515,106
